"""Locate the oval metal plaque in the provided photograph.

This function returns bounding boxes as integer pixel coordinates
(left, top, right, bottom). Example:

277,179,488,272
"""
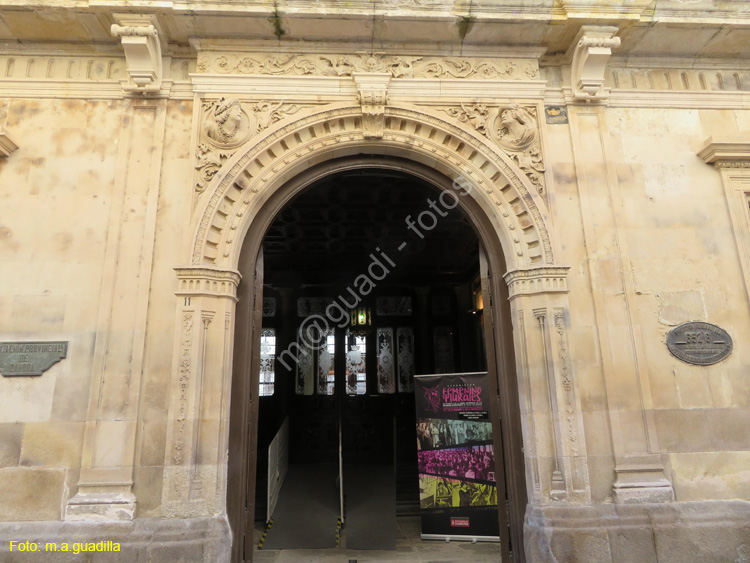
667,322,732,366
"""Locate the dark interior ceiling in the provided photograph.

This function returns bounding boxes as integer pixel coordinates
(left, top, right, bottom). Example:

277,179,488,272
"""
263,168,479,287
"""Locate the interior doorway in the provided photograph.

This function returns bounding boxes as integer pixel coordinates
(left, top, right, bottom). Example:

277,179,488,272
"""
227,158,527,562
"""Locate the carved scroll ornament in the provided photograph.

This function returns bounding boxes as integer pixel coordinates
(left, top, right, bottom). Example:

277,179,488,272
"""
569,26,621,101
197,53,539,81
111,22,162,93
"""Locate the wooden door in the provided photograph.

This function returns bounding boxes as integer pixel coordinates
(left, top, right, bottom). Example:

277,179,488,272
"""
479,245,513,561
227,247,264,563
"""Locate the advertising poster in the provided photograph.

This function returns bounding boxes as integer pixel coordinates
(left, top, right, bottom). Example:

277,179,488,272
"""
414,372,499,541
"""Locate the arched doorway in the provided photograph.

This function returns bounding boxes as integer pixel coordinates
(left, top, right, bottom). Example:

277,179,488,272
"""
164,103,590,563
228,156,526,561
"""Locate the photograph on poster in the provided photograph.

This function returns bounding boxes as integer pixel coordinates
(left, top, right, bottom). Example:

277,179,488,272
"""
418,445,495,481
416,418,493,450
419,475,498,509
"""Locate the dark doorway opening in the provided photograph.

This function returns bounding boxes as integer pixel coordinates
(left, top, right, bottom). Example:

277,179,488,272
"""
227,157,527,563
253,169,493,549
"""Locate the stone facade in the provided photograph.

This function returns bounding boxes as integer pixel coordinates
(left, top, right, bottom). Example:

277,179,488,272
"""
0,1,749,561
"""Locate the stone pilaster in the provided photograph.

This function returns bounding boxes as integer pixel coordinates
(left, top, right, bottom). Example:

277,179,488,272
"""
504,266,591,504
161,266,240,518
65,99,168,521
567,106,674,503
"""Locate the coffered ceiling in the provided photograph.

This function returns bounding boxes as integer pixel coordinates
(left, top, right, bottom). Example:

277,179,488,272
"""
262,168,479,286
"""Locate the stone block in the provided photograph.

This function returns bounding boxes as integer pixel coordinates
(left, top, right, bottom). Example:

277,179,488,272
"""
707,408,750,451
0,423,23,467
671,452,750,501
607,524,657,563
139,419,167,467
654,409,711,452
0,468,65,521
133,465,163,518
20,422,84,468
657,290,705,326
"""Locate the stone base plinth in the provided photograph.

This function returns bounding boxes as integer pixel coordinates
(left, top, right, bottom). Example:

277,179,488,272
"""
2,503,749,562
64,492,137,522
0,516,230,562
525,500,750,563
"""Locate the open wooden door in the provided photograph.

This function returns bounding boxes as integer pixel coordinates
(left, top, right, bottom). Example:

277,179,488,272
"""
243,247,264,560
228,247,264,563
478,245,512,561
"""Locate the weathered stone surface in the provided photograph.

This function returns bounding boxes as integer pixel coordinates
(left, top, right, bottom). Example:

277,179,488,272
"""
0,516,230,562
19,422,83,468
0,469,65,521
0,423,23,467
526,501,750,563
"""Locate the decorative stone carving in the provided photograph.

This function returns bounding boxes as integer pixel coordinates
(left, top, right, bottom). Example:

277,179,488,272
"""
569,25,621,101
0,126,18,157
202,98,304,149
174,266,242,301
534,309,566,496
195,144,231,193
554,309,586,490
202,97,251,147
197,99,303,191
173,312,193,465
110,15,163,93
192,105,555,267
504,266,570,299
196,52,539,80
494,106,536,150
443,103,546,193
353,73,390,139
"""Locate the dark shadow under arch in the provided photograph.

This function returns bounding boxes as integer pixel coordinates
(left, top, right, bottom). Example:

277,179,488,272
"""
227,155,527,562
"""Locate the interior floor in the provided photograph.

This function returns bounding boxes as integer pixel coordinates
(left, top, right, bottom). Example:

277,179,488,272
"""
254,516,502,563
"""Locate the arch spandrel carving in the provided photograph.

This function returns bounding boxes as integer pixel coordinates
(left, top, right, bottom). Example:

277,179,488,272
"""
189,102,560,274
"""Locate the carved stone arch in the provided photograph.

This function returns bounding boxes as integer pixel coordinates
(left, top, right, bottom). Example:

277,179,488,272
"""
188,103,561,273
166,99,592,562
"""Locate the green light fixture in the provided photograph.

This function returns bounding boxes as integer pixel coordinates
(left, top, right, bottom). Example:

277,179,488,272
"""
350,306,372,336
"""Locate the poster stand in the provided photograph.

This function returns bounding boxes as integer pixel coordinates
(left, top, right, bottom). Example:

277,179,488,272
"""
414,372,500,542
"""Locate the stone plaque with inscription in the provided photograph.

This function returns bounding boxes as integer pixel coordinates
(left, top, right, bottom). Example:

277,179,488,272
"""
666,322,732,366
0,341,68,376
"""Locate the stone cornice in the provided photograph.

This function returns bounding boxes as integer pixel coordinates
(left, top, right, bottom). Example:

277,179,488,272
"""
698,137,750,167
2,1,749,24
504,266,570,299
175,266,242,301
0,127,18,158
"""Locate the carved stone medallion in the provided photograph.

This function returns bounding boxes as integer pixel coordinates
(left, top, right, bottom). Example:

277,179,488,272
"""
442,103,546,194
202,97,253,148
490,105,537,151
196,98,305,191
